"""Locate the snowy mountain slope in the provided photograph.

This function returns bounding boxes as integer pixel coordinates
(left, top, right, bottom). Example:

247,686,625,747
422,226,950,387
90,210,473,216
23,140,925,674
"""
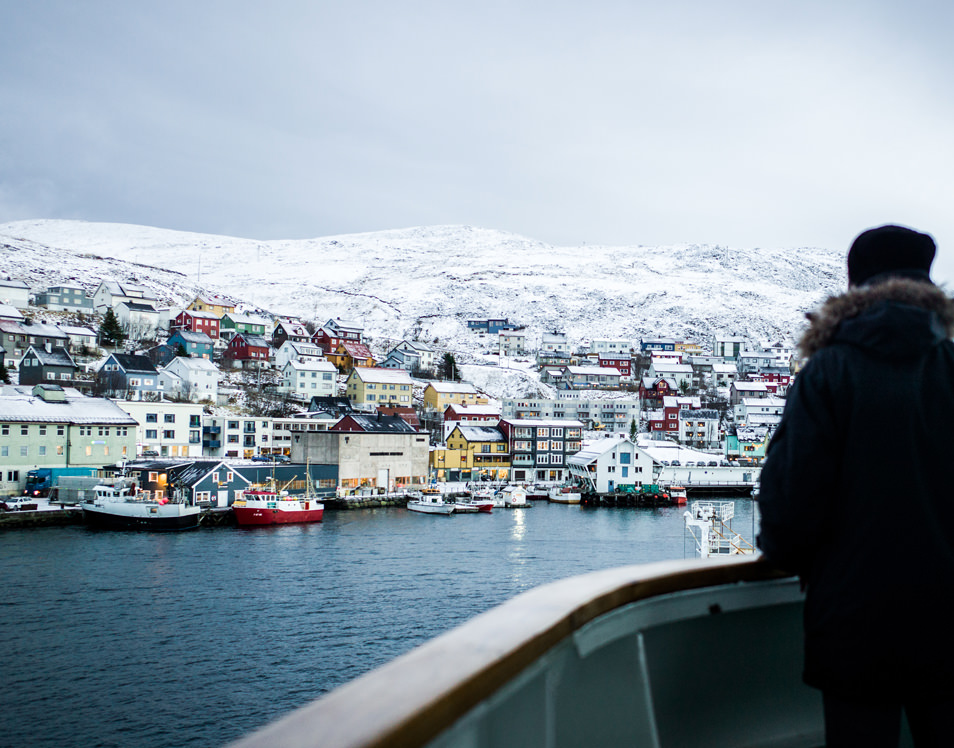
0,219,845,357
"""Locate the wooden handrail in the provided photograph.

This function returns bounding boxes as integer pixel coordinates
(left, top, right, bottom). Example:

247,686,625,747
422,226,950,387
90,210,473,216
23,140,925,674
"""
230,556,785,748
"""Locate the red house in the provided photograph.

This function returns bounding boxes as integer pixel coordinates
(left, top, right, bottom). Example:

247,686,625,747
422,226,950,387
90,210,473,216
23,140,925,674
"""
173,309,220,340
598,353,632,379
224,333,270,368
639,376,677,407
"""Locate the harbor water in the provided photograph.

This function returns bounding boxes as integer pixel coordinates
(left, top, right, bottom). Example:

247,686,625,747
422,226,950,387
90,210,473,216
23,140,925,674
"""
1,500,757,748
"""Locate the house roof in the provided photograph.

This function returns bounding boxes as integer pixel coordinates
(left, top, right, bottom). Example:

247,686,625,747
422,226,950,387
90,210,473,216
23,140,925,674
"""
170,330,214,344
163,356,220,373
58,325,97,337
180,309,219,320
109,353,159,375
0,279,29,290
565,366,622,376
501,418,584,428
453,425,505,442
0,385,138,424
332,414,419,433
24,346,76,368
339,341,373,358
567,436,633,466
427,381,479,394
285,359,337,372
0,304,24,320
351,367,413,385
118,301,159,313
233,333,270,348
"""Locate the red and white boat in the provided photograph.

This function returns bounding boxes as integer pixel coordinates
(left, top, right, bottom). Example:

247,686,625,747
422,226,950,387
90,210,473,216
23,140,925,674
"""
232,487,324,526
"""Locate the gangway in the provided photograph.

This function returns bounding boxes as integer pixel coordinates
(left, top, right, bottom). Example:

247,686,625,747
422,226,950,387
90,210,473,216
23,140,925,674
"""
684,500,756,558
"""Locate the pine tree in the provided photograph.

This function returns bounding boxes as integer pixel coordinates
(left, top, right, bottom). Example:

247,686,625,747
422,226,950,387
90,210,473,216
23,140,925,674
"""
98,308,126,347
439,353,459,381
176,344,189,357
629,416,637,441
0,358,10,384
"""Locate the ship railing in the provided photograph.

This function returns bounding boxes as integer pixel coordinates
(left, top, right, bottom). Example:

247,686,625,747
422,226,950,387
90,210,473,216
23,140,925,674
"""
229,557,824,748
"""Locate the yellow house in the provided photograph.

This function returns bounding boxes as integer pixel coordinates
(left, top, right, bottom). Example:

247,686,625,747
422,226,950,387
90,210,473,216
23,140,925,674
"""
432,424,509,482
346,368,414,407
422,382,488,411
187,295,235,318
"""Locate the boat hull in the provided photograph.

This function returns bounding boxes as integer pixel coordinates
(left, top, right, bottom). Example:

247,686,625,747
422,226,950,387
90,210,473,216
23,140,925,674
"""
233,504,324,526
82,502,200,531
407,501,455,515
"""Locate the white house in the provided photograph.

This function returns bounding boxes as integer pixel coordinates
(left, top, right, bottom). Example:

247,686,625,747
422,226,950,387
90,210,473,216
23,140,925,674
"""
274,340,326,371
589,338,632,354
92,280,158,314
540,331,570,355
160,356,220,403
0,280,31,309
115,301,160,338
115,399,205,459
280,359,338,399
392,340,436,373
499,329,528,357
648,361,693,390
567,436,656,494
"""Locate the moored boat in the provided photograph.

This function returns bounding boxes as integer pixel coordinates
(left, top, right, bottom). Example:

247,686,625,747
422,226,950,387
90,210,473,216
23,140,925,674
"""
454,497,493,513
81,479,200,531
232,487,325,526
408,488,455,515
547,485,581,504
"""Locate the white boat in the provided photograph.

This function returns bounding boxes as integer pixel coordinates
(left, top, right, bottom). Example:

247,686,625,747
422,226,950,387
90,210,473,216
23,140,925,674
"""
81,479,201,531
548,485,581,504
407,489,455,515
454,497,493,514
229,558,826,748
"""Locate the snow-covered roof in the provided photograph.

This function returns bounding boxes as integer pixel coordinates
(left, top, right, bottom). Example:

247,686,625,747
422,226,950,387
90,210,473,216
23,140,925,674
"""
652,362,692,373
502,418,584,428
733,382,770,391
427,381,480,394
567,435,631,466
285,359,337,372
170,330,214,344
0,385,139,424
0,304,24,320
351,367,414,384
565,366,622,376
25,345,75,368
453,425,505,442
163,356,220,373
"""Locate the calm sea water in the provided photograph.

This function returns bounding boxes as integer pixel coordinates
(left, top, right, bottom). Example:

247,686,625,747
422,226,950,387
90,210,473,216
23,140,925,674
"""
0,500,757,748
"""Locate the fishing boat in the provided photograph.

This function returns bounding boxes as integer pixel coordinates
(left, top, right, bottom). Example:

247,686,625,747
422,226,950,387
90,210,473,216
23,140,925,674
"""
668,485,688,505
453,496,493,513
407,488,455,515
547,485,581,504
229,557,828,748
81,479,200,531
232,473,324,526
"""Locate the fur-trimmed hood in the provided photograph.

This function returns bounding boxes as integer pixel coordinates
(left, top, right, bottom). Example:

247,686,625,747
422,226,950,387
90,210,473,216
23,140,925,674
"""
799,278,954,358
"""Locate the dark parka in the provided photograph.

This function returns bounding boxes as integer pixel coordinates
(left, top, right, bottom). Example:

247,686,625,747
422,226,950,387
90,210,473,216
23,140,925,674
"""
758,278,954,698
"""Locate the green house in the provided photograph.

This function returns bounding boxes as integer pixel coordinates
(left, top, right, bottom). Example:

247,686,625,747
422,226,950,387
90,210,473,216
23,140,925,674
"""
219,314,268,343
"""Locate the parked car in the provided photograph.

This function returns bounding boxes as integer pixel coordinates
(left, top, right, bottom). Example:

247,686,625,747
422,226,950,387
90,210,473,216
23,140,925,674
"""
141,450,159,457
671,460,681,466
272,454,290,463
1,497,38,511
708,461,718,467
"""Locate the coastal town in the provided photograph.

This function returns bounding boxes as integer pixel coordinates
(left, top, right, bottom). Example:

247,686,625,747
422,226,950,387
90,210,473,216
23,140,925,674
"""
0,275,790,512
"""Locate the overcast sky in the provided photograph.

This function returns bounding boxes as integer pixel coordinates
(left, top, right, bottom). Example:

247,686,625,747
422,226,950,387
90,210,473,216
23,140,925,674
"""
3,1,954,281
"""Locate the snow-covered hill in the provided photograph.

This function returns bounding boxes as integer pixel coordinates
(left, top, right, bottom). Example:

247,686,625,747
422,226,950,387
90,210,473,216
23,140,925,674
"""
0,219,845,358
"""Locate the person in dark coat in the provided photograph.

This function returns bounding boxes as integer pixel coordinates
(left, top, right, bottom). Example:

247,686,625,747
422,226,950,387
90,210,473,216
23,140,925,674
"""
758,225,954,748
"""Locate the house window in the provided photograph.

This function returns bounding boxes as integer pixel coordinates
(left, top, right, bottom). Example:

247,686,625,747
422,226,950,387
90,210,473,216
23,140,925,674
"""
6,471,18,482
146,429,157,439
20,425,28,436
164,414,175,423
57,425,65,436
163,430,175,439
20,446,27,457
146,413,158,423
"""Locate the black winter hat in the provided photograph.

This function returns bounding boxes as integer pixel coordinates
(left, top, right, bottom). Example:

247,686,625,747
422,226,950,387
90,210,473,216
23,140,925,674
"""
847,224,936,287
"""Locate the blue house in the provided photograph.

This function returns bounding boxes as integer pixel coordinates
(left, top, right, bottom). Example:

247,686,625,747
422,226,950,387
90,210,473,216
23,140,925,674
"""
97,353,162,400
467,318,519,335
168,330,215,360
